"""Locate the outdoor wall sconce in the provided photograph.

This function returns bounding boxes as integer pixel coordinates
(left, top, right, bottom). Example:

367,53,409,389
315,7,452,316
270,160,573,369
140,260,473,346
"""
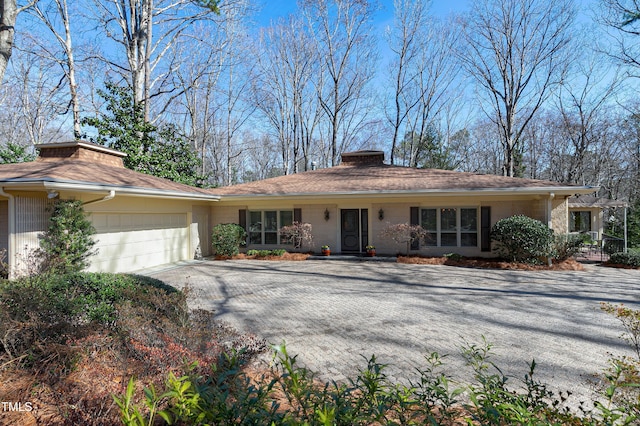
378,209,384,221
47,190,59,199
324,208,330,221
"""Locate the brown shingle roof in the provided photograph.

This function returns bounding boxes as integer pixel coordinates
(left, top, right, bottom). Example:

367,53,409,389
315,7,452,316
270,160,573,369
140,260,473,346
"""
212,164,594,197
0,159,216,199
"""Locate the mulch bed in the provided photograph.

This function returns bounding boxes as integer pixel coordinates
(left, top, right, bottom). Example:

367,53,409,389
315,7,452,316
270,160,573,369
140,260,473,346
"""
398,256,585,271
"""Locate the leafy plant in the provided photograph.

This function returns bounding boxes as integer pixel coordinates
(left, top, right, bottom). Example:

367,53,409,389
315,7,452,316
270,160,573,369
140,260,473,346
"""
491,215,554,263
279,222,314,250
38,199,97,274
608,252,640,268
552,233,586,261
82,82,207,187
379,222,428,254
211,223,247,257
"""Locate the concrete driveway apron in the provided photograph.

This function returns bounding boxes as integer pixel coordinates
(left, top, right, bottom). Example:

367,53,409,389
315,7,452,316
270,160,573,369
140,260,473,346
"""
148,259,640,407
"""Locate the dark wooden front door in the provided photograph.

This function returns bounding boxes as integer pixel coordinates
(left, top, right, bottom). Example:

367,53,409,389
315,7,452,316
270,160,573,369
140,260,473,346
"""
341,209,361,252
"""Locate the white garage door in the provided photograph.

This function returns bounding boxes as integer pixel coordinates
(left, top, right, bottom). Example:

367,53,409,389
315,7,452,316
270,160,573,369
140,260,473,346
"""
89,213,189,273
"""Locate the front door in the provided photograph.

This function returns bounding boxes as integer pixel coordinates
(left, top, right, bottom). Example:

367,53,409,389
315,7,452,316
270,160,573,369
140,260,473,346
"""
340,209,369,253
341,209,363,252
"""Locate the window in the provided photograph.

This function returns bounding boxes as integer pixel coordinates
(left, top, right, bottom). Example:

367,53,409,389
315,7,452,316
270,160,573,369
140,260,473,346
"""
420,207,478,247
570,211,591,233
248,210,293,245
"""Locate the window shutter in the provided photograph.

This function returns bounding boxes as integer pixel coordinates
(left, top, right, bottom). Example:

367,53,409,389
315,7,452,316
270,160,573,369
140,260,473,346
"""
294,208,302,223
481,206,491,252
410,207,420,250
238,209,247,230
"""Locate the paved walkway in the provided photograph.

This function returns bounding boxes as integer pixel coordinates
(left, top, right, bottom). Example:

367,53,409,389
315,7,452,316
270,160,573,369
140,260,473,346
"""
147,259,640,407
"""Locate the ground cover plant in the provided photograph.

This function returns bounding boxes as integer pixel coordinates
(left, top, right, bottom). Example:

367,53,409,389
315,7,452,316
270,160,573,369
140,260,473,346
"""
606,252,640,269
112,304,640,425
0,271,266,425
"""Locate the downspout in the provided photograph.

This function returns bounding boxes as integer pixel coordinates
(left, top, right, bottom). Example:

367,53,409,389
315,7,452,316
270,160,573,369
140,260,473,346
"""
82,190,115,206
547,193,555,229
0,188,16,280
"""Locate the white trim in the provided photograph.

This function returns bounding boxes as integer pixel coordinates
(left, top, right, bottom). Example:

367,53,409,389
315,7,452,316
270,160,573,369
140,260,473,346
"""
0,180,219,202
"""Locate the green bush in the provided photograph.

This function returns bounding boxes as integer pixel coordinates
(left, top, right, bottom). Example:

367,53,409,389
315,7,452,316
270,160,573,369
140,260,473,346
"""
38,199,97,274
246,249,287,257
608,252,640,268
490,215,554,263
552,233,585,261
211,223,247,257
0,272,180,362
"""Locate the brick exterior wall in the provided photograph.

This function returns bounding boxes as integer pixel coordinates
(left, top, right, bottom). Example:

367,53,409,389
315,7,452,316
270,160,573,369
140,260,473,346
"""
37,145,125,168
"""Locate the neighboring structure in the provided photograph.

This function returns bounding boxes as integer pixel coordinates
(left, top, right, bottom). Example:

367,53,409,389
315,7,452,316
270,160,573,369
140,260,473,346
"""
568,195,629,251
0,145,607,276
213,151,598,257
0,141,219,278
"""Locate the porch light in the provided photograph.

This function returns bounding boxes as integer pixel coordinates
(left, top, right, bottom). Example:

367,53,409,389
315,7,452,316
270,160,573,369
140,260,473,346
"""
378,209,384,220
47,190,59,199
324,208,330,221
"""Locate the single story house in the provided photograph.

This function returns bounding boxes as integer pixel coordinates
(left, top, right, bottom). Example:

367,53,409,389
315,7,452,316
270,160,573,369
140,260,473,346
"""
213,150,598,256
0,143,603,277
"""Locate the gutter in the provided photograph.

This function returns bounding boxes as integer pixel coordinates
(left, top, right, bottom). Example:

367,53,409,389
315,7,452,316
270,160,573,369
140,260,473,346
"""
0,187,15,279
83,190,116,206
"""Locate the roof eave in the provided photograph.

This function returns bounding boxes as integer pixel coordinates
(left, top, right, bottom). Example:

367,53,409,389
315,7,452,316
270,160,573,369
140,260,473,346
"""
215,185,598,202
0,179,220,202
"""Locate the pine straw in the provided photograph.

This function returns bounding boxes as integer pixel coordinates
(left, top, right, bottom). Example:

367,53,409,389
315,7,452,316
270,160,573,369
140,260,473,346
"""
398,256,585,271
230,252,311,261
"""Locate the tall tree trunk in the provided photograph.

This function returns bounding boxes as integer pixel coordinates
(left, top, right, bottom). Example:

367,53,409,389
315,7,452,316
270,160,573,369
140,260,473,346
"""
0,0,18,84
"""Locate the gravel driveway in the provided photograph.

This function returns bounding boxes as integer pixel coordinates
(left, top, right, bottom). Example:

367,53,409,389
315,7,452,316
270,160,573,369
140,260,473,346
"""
148,259,640,407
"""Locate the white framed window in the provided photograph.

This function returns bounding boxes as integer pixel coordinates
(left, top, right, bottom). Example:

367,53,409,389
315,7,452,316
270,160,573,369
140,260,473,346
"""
248,210,293,245
420,207,478,247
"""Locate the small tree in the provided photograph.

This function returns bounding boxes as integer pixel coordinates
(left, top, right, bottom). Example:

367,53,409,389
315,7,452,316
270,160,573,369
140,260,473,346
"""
39,199,98,274
491,215,554,263
211,224,246,258
380,223,428,255
279,222,313,251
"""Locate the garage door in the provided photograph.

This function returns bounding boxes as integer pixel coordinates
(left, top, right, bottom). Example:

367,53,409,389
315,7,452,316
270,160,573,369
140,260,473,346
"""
89,213,189,273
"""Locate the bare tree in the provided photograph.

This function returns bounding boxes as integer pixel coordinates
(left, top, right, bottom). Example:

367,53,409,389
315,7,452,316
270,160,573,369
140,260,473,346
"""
253,15,319,174
555,54,620,184
385,0,428,165
29,0,81,137
458,0,574,176
302,0,377,166
90,0,220,122
600,0,640,75
0,0,37,84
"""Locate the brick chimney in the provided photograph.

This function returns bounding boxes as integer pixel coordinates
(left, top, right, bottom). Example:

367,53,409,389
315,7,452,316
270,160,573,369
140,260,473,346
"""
36,141,127,168
340,150,385,166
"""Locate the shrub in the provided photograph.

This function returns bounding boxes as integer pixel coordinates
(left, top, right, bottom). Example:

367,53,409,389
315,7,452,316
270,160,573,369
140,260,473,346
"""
490,215,554,263
211,223,247,257
379,223,428,254
0,272,177,363
552,233,585,261
38,199,97,274
608,252,640,268
279,222,313,251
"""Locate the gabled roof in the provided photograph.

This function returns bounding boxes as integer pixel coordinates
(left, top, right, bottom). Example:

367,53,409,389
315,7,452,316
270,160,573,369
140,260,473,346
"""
0,141,218,201
212,163,596,199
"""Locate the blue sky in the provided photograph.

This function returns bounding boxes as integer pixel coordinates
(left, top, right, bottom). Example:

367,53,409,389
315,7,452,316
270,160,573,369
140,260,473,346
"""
256,0,470,27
